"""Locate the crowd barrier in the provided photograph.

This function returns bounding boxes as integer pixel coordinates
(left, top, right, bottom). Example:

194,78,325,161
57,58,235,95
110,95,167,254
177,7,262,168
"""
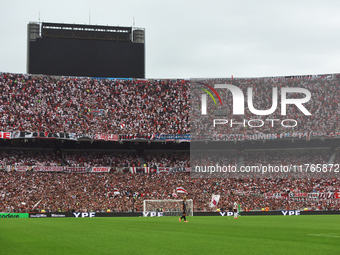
195,210,340,216
0,210,336,219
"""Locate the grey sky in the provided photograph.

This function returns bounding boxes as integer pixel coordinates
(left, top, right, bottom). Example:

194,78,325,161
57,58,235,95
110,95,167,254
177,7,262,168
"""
1,0,340,79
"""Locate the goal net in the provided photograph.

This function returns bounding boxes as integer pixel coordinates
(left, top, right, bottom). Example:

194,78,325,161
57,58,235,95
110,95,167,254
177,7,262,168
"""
143,199,193,217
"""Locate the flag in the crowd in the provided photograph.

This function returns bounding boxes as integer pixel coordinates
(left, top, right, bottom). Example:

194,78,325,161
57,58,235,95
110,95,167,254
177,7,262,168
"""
172,190,178,198
177,187,188,194
32,199,42,209
113,188,120,195
307,131,312,141
209,194,220,208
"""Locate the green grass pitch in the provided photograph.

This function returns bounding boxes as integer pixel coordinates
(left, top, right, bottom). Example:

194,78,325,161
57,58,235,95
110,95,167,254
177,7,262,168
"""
1,215,339,255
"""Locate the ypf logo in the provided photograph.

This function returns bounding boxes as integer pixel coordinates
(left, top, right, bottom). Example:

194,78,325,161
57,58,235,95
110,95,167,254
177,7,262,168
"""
199,83,312,116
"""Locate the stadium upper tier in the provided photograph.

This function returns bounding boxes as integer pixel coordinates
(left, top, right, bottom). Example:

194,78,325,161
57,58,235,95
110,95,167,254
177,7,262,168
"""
0,72,339,136
0,73,189,135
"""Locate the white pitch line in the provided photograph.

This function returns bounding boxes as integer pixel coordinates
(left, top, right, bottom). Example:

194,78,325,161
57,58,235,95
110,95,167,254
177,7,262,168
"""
308,234,340,238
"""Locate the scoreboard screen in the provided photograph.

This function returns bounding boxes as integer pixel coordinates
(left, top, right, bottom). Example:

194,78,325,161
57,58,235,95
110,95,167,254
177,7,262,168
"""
27,22,145,78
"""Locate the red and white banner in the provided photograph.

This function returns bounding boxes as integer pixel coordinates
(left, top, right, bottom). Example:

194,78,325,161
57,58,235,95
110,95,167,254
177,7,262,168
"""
3,130,340,142
92,167,110,173
307,193,319,199
14,165,31,172
264,193,287,199
94,134,119,141
113,188,120,195
150,168,157,173
158,167,170,173
0,132,11,139
34,166,63,172
289,193,308,198
11,131,76,140
177,187,188,194
145,167,157,173
171,167,191,173
209,194,220,208
318,192,336,200
34,166,86,173
64,167,87,173
172,190,178,198
131,167,150,174
264,192,340,200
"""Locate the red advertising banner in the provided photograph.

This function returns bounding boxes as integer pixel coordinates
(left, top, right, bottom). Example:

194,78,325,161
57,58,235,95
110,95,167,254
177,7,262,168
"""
92,167,110,173
0,132,11,139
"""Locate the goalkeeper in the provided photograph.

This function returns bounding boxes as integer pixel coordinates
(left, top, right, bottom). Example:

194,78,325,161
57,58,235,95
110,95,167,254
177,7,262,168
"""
179,197,188,222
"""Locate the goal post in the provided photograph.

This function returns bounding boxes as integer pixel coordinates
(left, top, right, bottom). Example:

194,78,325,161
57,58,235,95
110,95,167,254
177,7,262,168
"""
143,199,193,217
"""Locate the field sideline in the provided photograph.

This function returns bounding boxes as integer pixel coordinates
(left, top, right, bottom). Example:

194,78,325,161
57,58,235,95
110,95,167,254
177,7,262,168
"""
1,215,339,255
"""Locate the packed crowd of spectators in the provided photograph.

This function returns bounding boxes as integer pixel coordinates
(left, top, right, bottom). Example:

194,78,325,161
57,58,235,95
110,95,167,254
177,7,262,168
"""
0,149,339,212
144,152,190,168
1,171,339,213
191,151,238,167
0,150,189,169
192,76,340,135
0,73,189,135
333,149,340,163
242,150,331,167
0,73,339,136
0,72,339,213
63,152,141,168
0,150,61,167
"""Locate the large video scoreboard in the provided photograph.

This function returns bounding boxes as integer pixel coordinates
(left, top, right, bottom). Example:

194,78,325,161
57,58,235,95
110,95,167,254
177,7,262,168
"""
27,22,145,78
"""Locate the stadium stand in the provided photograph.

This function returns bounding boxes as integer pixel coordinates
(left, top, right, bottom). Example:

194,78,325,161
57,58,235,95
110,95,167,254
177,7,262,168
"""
1,73,339,135
192,76,340,135
1,171,339,213
0,73,189,134
0,149,339,213
0,73,339,213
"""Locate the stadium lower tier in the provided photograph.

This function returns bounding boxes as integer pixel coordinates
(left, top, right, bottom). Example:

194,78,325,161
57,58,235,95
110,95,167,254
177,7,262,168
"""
1,172,339,213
